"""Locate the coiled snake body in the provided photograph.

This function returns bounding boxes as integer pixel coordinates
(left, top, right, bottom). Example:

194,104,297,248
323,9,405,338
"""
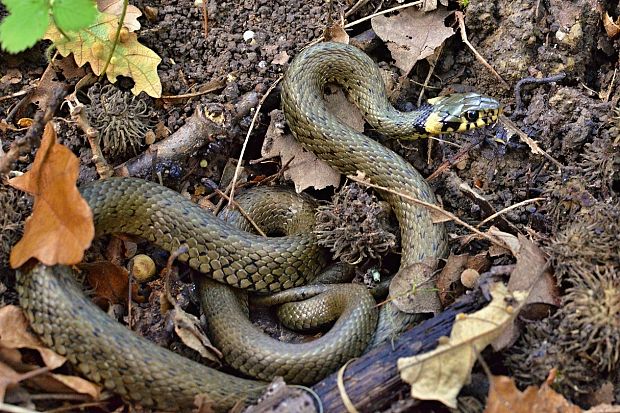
16,42,501,411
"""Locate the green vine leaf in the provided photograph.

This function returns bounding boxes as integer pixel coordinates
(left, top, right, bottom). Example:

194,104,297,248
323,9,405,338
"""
45,11,162,97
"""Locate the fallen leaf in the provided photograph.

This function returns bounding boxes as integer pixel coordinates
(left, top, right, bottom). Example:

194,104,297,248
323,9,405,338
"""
389,259,441,314
272,51,290,65
0,305,66,369
173,305,222,363
0,360,24,401
97,0,142,32
603,12,620,38
45,12,162,97
371,8,453,74
49,373,101,399
194,393,217,413
31,63,67,110
484,372,582,413
397,282,527,408
261,109,340,192
586,404,620,412
324,22,349,44
324,85,365,133
436,253,469,305
9,123,94,268
0,68,21,84
492,232,558,350
80,261,130,307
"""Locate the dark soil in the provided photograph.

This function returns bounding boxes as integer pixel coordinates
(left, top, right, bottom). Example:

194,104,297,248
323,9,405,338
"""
1,0,619,411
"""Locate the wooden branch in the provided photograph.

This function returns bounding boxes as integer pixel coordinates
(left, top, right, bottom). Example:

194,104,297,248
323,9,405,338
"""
311,292,484,412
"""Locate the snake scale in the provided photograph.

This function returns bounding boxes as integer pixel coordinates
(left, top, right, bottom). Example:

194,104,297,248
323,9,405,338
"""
16,42,501,411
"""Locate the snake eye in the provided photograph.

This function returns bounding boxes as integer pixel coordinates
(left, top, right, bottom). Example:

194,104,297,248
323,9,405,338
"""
464,110,479,122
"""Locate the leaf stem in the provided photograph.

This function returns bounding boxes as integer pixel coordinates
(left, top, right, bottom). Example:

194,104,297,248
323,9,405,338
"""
99,0,128,80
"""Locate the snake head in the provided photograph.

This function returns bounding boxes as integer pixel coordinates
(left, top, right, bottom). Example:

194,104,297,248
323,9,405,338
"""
423,92,502,135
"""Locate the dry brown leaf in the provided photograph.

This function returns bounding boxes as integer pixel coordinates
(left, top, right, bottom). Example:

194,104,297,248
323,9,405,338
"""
80,261,130,307
484,373,582,413
397,282,527,408
0,306,66,369
272,51,290,65
586,404,620,412
97,0,143,32
193,393,218,413
0,68,21,84
50,373,101,399
173,305,222,363
371,8,453,74
324,85,365,133
324,23,349,44
389,259,441,314
31,64,66,110
9,123,94,268
603,12,620,38
436,253,468,305
0,360,24,401
261,109,340,192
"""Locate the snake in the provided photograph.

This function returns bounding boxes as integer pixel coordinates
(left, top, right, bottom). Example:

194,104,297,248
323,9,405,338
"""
15,41,501,412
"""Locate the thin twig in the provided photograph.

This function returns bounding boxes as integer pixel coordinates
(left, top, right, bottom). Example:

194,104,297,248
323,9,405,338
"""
346,173,507,248
476,197,546,228
0,86,67,177
343,1,423,29
455,12,509,89
212,186,267,237
228,75,283,207
0,87,33,102
0,403,40,413
499,115,563,169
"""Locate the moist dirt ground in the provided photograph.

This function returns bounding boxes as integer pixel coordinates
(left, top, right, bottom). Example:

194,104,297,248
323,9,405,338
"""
1,0,619,412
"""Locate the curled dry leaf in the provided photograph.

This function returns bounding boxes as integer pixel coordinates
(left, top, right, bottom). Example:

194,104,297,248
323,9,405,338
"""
397,282,527,408
0,305,66,369
484,372,582,413
9,123,94,268
371,8,453,74
603,12,620,38
173,305,222,363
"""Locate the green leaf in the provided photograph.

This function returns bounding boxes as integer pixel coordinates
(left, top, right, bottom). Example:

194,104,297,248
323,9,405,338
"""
52,0,97,32
0,0,50,53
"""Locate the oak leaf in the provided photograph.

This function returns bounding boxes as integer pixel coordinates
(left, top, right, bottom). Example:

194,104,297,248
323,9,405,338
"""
45,12,162,97
485,372,582,413
9,123,94,268
397,282,527,408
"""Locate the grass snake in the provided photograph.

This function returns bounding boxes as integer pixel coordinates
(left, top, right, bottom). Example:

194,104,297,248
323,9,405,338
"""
16,42,501,411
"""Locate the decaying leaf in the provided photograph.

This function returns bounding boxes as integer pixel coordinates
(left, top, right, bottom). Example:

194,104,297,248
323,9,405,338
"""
45,12,162,97
0,305,66,369
397,282,527,408
9,123,94,268
45,373,101,399
194,393,217,413
80,261,130,307
603,12,620,38
389,259,441,314
491,230,559,350
261,109,340,192
371,8,453,74
173,305,222,363
97,0,143,32
0,361,22,402
484,372,582,413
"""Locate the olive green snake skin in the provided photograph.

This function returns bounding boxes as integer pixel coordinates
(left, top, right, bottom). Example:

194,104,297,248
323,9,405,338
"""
16,42,501,411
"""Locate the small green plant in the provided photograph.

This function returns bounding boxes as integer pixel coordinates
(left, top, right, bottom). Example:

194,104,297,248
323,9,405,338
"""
0,0,97,53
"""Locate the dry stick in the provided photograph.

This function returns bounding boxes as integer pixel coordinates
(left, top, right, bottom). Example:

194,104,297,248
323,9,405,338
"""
0,87,33,102
455,11,509,89
343,0,422,29
346,173,507,248
0,85,67,177
71,104,113,178
499,115,564,169
227,75,283,207
476,197,546,228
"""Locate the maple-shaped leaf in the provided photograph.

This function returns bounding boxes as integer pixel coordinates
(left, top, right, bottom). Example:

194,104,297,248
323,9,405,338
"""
9,123,94,268
44,11,162,98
